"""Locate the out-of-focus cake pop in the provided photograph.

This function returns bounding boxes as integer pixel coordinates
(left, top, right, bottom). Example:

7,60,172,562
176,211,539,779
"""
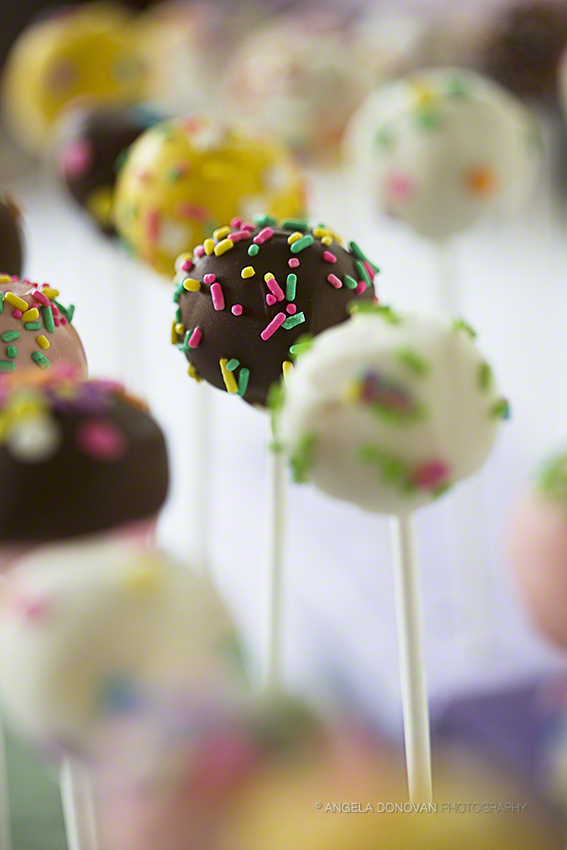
2,2,147,156
114,117,306,276
0,194,23,277
280,307,507,515
172,217,377,407
56,104,162,234
345,68,540,241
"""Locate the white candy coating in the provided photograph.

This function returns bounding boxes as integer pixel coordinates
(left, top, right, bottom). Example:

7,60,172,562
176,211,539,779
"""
0,538,244,754
280,309,505,515
345,68,540,240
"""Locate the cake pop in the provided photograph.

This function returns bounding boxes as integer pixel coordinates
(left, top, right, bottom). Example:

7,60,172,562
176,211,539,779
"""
0,276,86,377
280,307,507,515
509,450,567,649
0,374,168,542
0,194,23,277
113,117,307,276
56,104,163,234
0,537,245,756
171,217,377,407
2,2,147,156
345,68,540,241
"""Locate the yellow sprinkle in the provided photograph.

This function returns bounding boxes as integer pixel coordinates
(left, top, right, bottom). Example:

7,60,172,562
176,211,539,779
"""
175,322,185,336
204,238,215,255
22,308,39,322
171,321,178,345
36,335,50,350
282,361,294,383
85,186,113,227
214,238,234,256
264,272,275,281
121,557,161,594
0,275,11,283
5,292,29,311
220,358,238,393
321,236,333,246
183,278,201,292
241,266,255,279
287,232,303,245
188,363,201,382
213,226,231,241
313,227,330,239
42,288,59,301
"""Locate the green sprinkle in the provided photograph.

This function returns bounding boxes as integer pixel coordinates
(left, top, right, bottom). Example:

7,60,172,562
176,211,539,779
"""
237,367,249,397
253,214,277,228
396,348,429,376
32,351,50,370
453,318,477,339
226,358,240,371
248,244,259,257
491,399,510,420
348,241,380,274
289,334,314,358
539,453,567,501
281,219,308,231
0,361,15,372
478,361,493,390
113,148,129,174
54,302,75,324
290,235,314,254
0,292,3,313
24,322,41,331
6,346,17,358
354,260,372,287
42,305,55,333
446,75,470,99
283,312,305,330
173,283,185,304
344,275,358,290
290,434,316,484
166,167,183,183
374,127,394,150
175,307,182,323
286,274,297,301
1,331,20,342
358,444,412,490
415,109,443,131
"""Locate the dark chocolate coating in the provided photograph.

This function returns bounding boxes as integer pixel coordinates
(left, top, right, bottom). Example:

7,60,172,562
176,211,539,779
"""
483,2,567,103
176,223,376,407
0,380,169,542
58,105,161,234
0,198,23,277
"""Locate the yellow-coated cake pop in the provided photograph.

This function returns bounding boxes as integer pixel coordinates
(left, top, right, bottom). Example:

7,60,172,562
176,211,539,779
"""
113,116,307,277
2,3,146,156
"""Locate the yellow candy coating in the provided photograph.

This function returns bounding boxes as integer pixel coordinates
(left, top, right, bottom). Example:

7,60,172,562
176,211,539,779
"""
113,116,307,277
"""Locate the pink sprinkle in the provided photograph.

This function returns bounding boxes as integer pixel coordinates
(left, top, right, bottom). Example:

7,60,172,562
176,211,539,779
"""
12,309,22,319
266,294,277,306
41,283,50,289
54,317,60,327
327,274,342,289
384,171,415,201
21,599,51,622
194,245,205,258
363,261,375,281
260,312,286,341
77,419,127,461
188,327,203,349
60,317,67,325
323,251,337,263
32,290,50,306
266,275,284,301
51,304,59,316
231,217,243,229
356,281,367,295
204,273,216,285
254,227,274,245
146,209,160,242
286,303,297,315
229,230,251,242
177,203,209,221
241,223,255,232
412,461,450,490
60,140,93,178
288,258,300,268
232,304,243,316
210,282,225,311
181,259,194,273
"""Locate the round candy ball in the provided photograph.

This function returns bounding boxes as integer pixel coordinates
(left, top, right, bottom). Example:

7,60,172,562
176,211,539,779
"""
57,104,162,234
0,375,168,542
345,68,540,241
2,3,146,156
280,307,507,515
114,117,307,277
0,194,23,277
0,538,244,755
172,218,377,407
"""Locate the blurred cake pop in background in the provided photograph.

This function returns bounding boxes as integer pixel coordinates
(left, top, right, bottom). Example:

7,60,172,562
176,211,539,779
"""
345,68,540,241
2,2,147,157
114,116,306,276
0,193,23,276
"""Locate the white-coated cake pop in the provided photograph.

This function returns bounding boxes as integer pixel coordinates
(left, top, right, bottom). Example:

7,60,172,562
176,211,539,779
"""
0,537,246,756
280,306,507,515
345,68,540,240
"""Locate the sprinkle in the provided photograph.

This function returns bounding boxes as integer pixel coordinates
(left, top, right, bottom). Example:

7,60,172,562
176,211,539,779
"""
266,294,277,306
290,235,314,254
282,219,308,231
226,358,240,371
183,278,201,292
327,274,342,289
344,275,358,290
213,226,231,241
204,238,215,255
229,230,251,242
203,273,216,285
5,292,28,311
286,273,297,300
453,318,477,339
396,347,429,376
194,245,205,258
188,364,201,382
323,251,337,264
42,287,59,301
231,217,243,229
282,361,294,382
287,231,304,245
146,209,159,242
241,266,255,279
0,293,3,313
286,303,297,315
237,368,249,397
265,274,285,301
55,301,74,324
349,241,379,274
181,258,194,273
241,222,255,231
171,321,179,344
0,275,10,283
283,312,305,330
42,306,55,333
188,327,203,349
214,238,234,256
288,258,299,269
356,281,367,295
173,283,184,303
32,351,50,370
11,309,22,319
220,359,238,393
31,290,50,307
253,215,276,228
0,362,15,372
6,346,17,358
51,304,59,315
210,283,225,311
479,361,493,390
261,312,286,340
25,322,41,331
248,244,259,257
254,227,274,245
1,331,20,342
321,236,333,247
289,341,312,356
232,304,243,316
355,260,372,287
313,227,329,239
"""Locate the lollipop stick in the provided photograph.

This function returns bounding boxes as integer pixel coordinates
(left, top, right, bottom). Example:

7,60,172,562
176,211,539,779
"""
390,513,433,804
436,239,460,315
60,759,98,850
192,382,212,576
263,443,286,692
0,717,11,850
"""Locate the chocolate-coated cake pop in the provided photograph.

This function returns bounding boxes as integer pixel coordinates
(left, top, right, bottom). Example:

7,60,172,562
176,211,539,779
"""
0,374,168,542
172,217,378,407
0,195,23,277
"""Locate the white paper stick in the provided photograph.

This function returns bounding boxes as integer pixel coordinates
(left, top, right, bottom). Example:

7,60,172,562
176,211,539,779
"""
390,513,433,804
263,444,286,692
436,239,460,316
60,759,98,850
0,717,11,850
192,382,212,577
